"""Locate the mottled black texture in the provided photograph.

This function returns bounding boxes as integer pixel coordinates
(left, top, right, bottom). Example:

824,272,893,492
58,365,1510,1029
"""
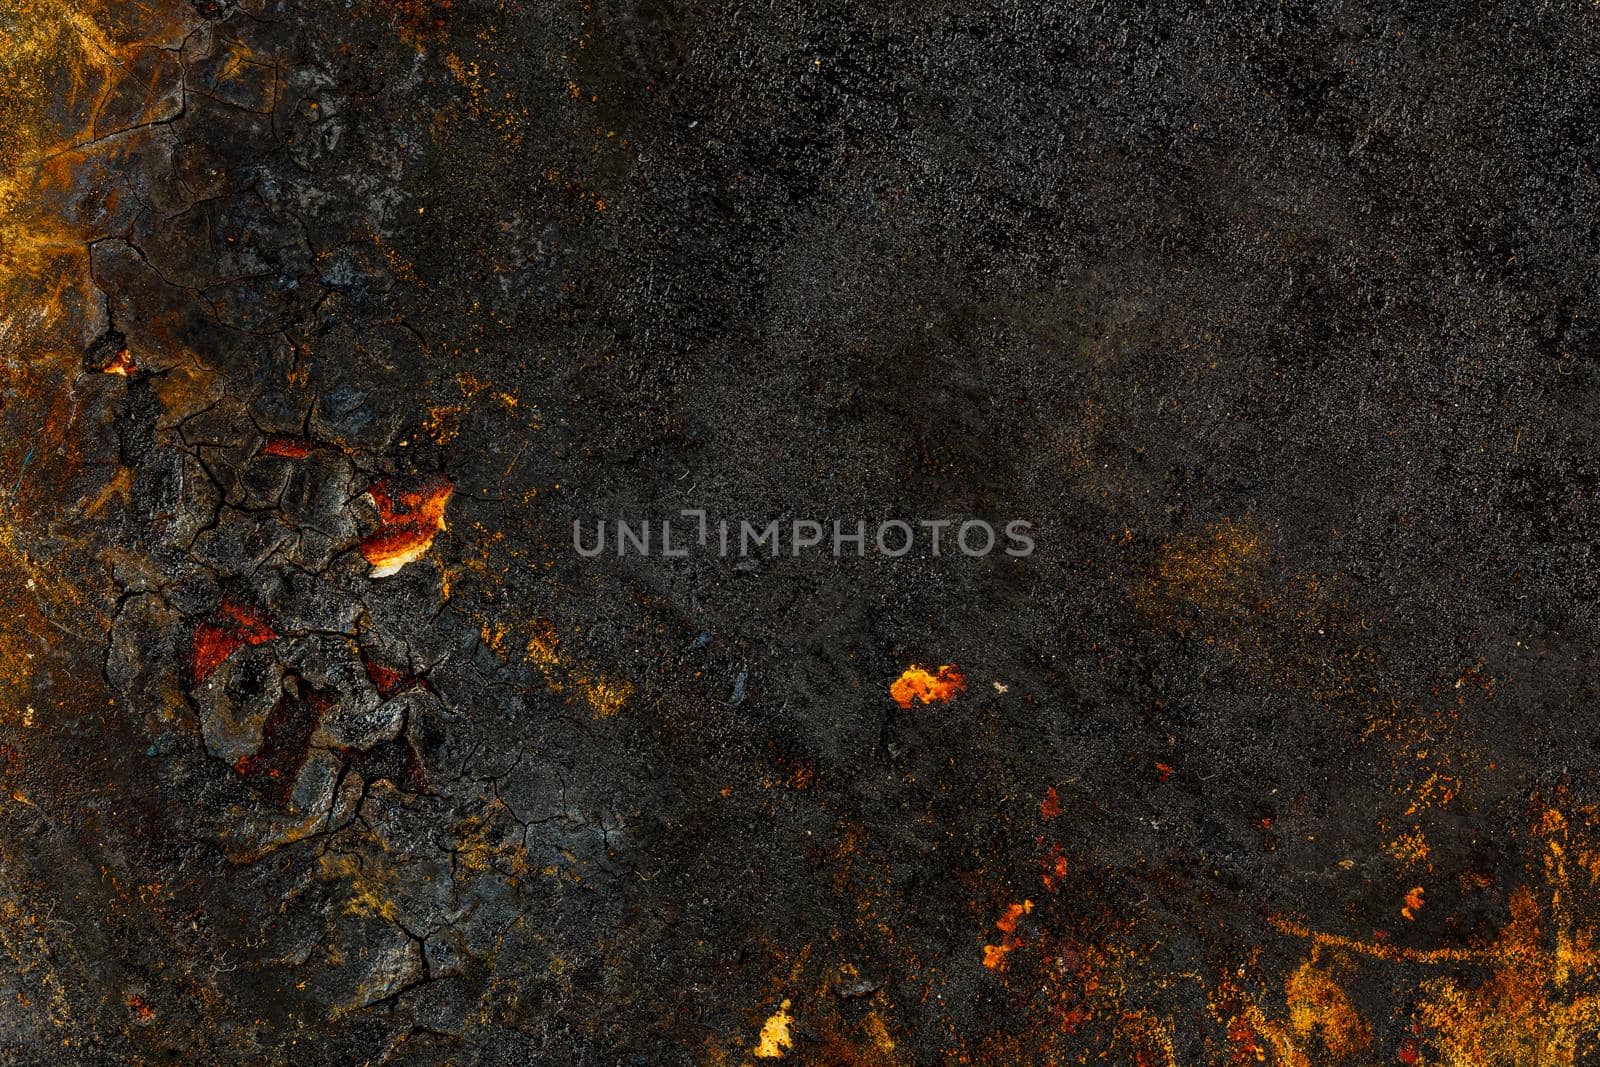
10,0,1600,1063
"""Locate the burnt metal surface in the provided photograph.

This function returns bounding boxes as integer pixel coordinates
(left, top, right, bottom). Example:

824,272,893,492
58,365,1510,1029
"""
5,0,1600,1063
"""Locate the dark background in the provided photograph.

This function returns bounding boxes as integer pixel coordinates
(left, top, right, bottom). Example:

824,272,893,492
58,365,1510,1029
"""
5,0,1600,1061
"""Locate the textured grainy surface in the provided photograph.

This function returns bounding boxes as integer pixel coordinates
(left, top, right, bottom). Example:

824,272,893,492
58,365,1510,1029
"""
7,0,1600,1063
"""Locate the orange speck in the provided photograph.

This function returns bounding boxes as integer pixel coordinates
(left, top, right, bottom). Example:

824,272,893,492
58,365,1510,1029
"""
1155,761,1174,782
890,664,965,708
1402,886,1425,921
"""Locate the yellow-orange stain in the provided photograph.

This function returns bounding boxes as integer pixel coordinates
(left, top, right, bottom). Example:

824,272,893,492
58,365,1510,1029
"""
752,998,794,1058
1271,808,1600,1065
101,346,137,375
525,619,633,719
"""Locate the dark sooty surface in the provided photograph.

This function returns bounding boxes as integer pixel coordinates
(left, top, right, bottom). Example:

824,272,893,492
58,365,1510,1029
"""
4,1,1600,1063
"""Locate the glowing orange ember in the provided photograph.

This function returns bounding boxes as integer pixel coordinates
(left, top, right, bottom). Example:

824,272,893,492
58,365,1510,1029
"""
191,600,277,683
102,347,137,376
890,664,965,708
259,435,316,458
995,900,1030,935
359,477,452,577
982,899,1032,971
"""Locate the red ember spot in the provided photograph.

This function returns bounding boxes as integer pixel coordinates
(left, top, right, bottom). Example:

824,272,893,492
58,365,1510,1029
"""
1040,786,1062,821
259,435,316,458
890,664,965,708
123,993,156,1024
191,600,277,683
1213,980,1269,1064
1155,761,1173,783
362,653,430,699
1040,842,1069,892
359,476,453,577
1227,1019,1263,1063
363,658,406,698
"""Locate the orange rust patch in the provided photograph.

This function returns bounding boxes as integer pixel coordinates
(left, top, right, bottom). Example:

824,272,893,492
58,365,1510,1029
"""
890,664,964,708
1136,518,1267,622
1412,878,1600,1065
1270,811,1600,1065
191,600,277,683
360,476,452,577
